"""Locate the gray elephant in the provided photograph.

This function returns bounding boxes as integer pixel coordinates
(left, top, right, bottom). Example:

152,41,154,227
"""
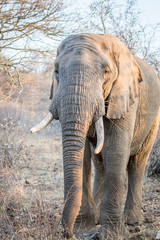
31,34,160,239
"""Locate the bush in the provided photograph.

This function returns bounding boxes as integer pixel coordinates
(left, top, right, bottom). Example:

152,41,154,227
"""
0,116,64,239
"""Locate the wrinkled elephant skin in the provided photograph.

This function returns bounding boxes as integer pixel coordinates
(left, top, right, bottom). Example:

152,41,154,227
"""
31,34,160,239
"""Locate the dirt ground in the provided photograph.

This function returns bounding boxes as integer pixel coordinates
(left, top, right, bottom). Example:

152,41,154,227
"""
0,123,160,240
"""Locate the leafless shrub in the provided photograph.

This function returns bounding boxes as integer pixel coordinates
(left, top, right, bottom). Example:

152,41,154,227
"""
0,117,64,239
0,0,64,53
0,0,67,100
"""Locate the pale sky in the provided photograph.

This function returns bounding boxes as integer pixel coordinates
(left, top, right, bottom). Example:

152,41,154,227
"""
78,0,160,25
138,0,160,24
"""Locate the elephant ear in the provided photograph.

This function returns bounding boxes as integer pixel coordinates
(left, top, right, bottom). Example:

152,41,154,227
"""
107,52,142,119
50,75,59,99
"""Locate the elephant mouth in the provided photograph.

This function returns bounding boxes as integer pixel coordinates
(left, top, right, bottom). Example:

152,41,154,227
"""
30,112,104,154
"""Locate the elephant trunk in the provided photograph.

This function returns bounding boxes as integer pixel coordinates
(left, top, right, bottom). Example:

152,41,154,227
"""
59,84,91,236
61,121,88,237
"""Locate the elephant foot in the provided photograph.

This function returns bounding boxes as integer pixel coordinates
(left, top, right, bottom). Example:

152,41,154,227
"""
124,208,144,226
96,223,130,240
76,210,95,224
75,210,96,234
76,202,96,223
98,228,123,240
62,224,73,239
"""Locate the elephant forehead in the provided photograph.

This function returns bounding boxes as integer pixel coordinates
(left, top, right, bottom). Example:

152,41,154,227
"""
57,34,110,57
57,46,111,71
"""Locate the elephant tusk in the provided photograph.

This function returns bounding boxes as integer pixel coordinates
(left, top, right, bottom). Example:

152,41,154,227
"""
95,117,104,154
30,112,54,133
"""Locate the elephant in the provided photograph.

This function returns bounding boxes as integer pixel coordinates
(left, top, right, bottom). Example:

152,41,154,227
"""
30,34,160,239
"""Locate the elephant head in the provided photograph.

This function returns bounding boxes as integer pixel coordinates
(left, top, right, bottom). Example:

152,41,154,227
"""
30,34,142,237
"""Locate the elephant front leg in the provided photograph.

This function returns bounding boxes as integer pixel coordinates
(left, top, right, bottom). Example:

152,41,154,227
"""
100,168,126,239
76,138,95,228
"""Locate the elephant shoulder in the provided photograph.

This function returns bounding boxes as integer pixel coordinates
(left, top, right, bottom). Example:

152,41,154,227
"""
134,56,160,97
134,55,160,123
133,56,159,84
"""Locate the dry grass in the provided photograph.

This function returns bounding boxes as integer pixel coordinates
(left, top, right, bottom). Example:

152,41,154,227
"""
0,112,65,239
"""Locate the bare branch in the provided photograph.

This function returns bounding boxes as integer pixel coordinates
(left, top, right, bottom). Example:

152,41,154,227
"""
0,0,66,101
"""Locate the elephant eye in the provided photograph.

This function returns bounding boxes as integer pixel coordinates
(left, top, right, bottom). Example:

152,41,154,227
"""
104,68,110,75
54,69,59,82
54,60,59,76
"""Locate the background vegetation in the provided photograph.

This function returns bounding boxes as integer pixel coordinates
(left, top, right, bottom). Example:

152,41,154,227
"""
0,0,159,239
